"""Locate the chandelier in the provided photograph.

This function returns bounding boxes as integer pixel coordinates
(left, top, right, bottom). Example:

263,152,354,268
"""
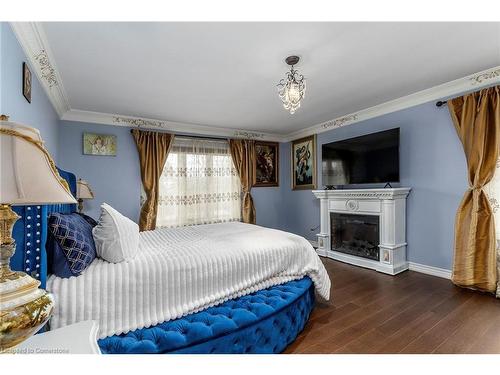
277,55,306,114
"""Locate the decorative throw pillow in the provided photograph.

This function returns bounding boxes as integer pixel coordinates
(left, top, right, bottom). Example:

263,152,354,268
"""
92,203,139,263
47,213,97,278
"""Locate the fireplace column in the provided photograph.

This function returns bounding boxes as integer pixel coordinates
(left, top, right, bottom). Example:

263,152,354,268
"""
317,196,330,257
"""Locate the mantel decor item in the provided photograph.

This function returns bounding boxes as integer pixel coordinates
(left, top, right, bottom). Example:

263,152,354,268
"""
291,135,316,190
277,55,306,114
76,179,94,213
0,115,77,351
253,141,279,187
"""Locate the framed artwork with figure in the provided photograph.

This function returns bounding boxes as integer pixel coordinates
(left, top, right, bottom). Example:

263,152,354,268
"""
253,141,279,187
291,135,316,190
83,132,117,156
22,62,32,103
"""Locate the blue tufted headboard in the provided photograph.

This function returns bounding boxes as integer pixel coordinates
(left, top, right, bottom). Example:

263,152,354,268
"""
11,168,77,288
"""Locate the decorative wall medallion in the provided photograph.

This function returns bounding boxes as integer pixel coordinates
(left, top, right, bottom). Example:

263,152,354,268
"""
233,131,265,139
469,68,500,85
321,114,358,130
346,199,359,211
34,50,58,88
113,116,168,129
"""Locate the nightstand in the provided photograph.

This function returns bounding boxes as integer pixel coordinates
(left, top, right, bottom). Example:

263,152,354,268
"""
14,320,101,354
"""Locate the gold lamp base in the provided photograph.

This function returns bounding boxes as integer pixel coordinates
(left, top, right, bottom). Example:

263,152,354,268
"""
0,204,54,352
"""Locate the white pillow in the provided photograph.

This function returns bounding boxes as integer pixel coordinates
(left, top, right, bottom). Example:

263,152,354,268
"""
92,203,139,263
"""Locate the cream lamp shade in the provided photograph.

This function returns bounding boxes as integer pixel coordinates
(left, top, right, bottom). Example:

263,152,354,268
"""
77,179,94,200
0,121,76,205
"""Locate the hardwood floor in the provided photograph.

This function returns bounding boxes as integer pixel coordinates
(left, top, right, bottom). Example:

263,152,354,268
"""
284,258,500,354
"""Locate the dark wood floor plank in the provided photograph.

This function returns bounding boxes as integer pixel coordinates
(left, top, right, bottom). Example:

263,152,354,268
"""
313,285,440,353
286,258,500,354
293,281,434,353
374,290,473,353
433,295,500,353
339,289,455,354
399,295,489,353
465,314,500,353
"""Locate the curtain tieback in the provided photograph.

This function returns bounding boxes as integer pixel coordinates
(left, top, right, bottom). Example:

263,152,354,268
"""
470,186,484,212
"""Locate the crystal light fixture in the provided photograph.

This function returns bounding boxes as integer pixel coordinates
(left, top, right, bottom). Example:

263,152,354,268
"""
277,55,306,114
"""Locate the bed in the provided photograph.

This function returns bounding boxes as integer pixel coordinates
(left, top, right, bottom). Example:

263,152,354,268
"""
12,168,330,354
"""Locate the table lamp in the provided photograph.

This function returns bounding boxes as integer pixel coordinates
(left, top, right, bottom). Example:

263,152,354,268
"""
0,115,77,351
76,179,94,213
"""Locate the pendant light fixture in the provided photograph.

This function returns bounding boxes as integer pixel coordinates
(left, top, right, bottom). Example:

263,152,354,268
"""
277,55,306,114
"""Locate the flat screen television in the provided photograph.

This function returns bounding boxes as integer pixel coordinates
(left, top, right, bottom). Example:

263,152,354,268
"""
322,128,400,187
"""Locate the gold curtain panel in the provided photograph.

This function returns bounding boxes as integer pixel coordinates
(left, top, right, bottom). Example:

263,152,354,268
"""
449,85,500,292
229,139,256,224
131,129,174,231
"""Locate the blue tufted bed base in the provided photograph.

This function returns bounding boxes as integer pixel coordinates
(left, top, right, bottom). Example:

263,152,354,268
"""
98,277,314,354
12,168,316,354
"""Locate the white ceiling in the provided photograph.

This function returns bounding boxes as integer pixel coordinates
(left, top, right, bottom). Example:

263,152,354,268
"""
42,22,500,135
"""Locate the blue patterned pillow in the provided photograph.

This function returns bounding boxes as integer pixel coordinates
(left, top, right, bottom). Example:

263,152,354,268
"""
47,213,97,277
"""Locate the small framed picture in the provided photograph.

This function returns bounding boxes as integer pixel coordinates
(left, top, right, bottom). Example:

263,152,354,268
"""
291,134,316,190
253,141,279,187
83,133,117,156
23,62,32,103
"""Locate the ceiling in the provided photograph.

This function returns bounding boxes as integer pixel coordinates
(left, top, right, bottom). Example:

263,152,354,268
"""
42,22,500,135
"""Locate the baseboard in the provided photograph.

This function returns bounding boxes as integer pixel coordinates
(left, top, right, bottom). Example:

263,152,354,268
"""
316,246,452,279
408,262,452,279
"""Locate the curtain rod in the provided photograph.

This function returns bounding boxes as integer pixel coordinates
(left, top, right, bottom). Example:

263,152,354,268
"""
436,83,500,107
129,129,227,141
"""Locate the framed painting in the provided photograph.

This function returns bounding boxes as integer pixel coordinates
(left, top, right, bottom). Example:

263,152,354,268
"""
22,62,32,103
83,133,117,156
253,141,279,187
291,135,316,190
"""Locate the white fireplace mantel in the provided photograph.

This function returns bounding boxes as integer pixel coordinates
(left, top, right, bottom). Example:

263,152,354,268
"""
313,188,411,275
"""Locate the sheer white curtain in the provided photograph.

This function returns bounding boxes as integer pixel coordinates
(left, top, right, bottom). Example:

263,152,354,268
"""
156,137,242,228
484,158,500,298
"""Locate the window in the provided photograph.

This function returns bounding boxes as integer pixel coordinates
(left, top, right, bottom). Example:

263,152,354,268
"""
156,137,242,227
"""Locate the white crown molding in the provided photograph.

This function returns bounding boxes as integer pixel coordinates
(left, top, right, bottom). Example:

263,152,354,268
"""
408,262,452,280
10,22,500,143
284,65,500,142
10,22,70,117
62,109,285,141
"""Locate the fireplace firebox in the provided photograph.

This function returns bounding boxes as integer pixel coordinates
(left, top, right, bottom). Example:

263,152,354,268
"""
330,213,380,261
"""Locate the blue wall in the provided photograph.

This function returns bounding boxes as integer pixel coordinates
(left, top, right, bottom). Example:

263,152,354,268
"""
282,101,467,270
58,121,142,221
0,23,60,159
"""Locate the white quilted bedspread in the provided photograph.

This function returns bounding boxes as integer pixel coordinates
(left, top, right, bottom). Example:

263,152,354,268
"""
47,222,331,339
